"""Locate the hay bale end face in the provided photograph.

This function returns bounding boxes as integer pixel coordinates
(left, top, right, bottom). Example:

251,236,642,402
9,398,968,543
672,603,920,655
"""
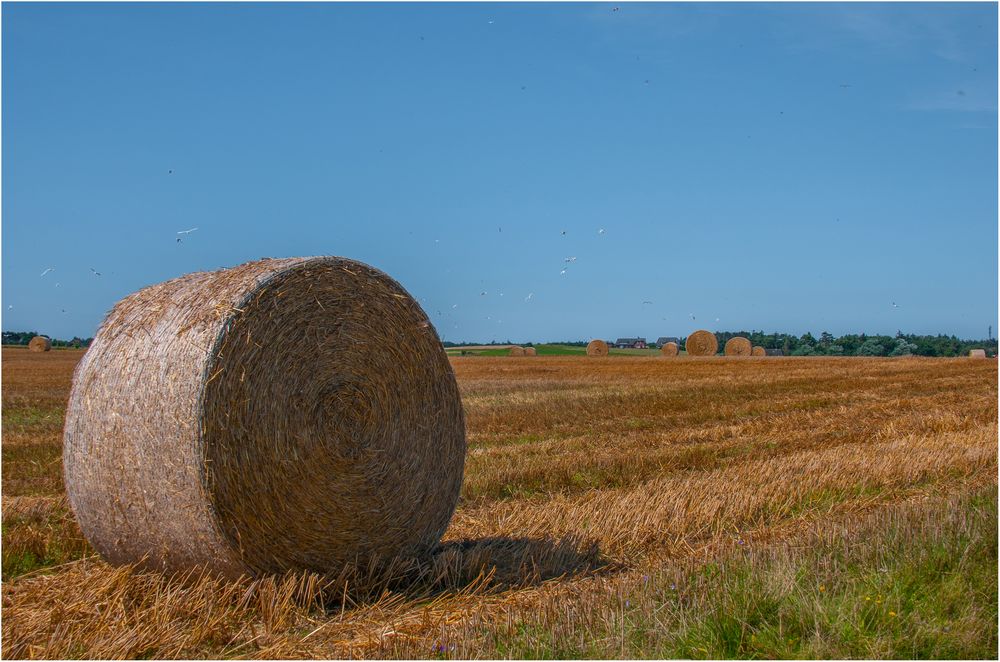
660,341,679,357
724,337,752,356
509,346,526,357
586,339,609,356
63,257,466,578
523,347,537,356
685,330,718,356
751,345,766,356
969,349,987,358
28,335,52,352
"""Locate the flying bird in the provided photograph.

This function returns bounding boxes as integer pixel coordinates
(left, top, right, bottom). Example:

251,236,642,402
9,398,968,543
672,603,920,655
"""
598,228,606,235
176,227,198,235
642,301,653,305
480,291,488,296
561,230,567,236
564,256,577,263
90,268,102,277
525,292,534,301
891,302,899,308
40,267,55,277
560,268,568,275
689,313,696,320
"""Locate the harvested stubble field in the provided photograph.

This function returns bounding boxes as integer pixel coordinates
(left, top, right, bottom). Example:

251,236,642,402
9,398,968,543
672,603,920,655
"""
2,348,997,659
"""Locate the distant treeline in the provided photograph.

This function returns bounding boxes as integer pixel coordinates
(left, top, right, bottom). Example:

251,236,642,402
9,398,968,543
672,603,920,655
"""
713,331,996,358
3,331,93,348
445,332,997,357
6,330,995,357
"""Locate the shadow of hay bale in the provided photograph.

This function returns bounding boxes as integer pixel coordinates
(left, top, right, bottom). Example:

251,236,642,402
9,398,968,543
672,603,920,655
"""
295,535,612,609
432,535,607,589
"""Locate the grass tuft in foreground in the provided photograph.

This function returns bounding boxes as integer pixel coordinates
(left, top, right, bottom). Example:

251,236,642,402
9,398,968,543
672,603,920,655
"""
469,488,997,660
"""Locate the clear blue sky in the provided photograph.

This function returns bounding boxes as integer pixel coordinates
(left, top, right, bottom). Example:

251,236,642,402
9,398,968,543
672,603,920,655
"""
3,2,997,343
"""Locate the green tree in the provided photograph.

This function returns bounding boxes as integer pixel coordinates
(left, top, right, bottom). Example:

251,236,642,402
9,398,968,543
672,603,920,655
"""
856,339,886,356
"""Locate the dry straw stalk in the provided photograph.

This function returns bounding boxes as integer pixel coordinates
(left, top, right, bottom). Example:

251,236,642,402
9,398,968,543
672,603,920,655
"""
660,342,678,357
586,339,609,357
685,330,718,357
751,345,766,356
28,336,52,352
725,337,752,357
63,257,466,578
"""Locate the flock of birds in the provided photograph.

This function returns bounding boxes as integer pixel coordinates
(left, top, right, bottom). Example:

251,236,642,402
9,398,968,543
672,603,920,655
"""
13,8,911,334
17,208,902,332
14,215,202,316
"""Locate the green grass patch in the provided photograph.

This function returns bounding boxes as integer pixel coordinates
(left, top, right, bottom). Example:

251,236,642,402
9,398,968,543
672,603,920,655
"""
488,487,998,659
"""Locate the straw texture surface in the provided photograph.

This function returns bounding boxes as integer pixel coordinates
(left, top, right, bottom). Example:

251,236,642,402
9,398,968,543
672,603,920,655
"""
725,337,752,357
969,349,987,358
751,345,766,356
660,342,679,357
63,257,465,578
28,336,51,352
685,330,718,357
523,347,537,356
586,340,609,357
508,346,526,357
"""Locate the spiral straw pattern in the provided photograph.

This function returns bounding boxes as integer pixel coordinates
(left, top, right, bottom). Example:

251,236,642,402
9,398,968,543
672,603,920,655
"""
586,339,609,357
685,330,718,357
724,337,753,357
63,257,465,578
660,342,679,357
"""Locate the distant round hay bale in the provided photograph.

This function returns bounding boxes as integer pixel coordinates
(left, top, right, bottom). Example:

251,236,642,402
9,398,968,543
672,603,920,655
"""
724,337,752,357
969,349,987,358
685,330,718,357
523,347,537,356
660,342,678,357
509,346,526,357
751,345,766,356
63,257,465,578
586,339,609,357
28,336,52,352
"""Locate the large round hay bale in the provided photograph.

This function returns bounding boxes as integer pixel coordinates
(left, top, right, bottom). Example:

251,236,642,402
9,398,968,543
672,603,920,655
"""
523,347,537,356
509,346,526,357
660,342,678,357
28,336,52,352
969,349,987,358
724,337,752,356
586,339,609,357
751,345,766,356
63,257,465,578
685,330,718,356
